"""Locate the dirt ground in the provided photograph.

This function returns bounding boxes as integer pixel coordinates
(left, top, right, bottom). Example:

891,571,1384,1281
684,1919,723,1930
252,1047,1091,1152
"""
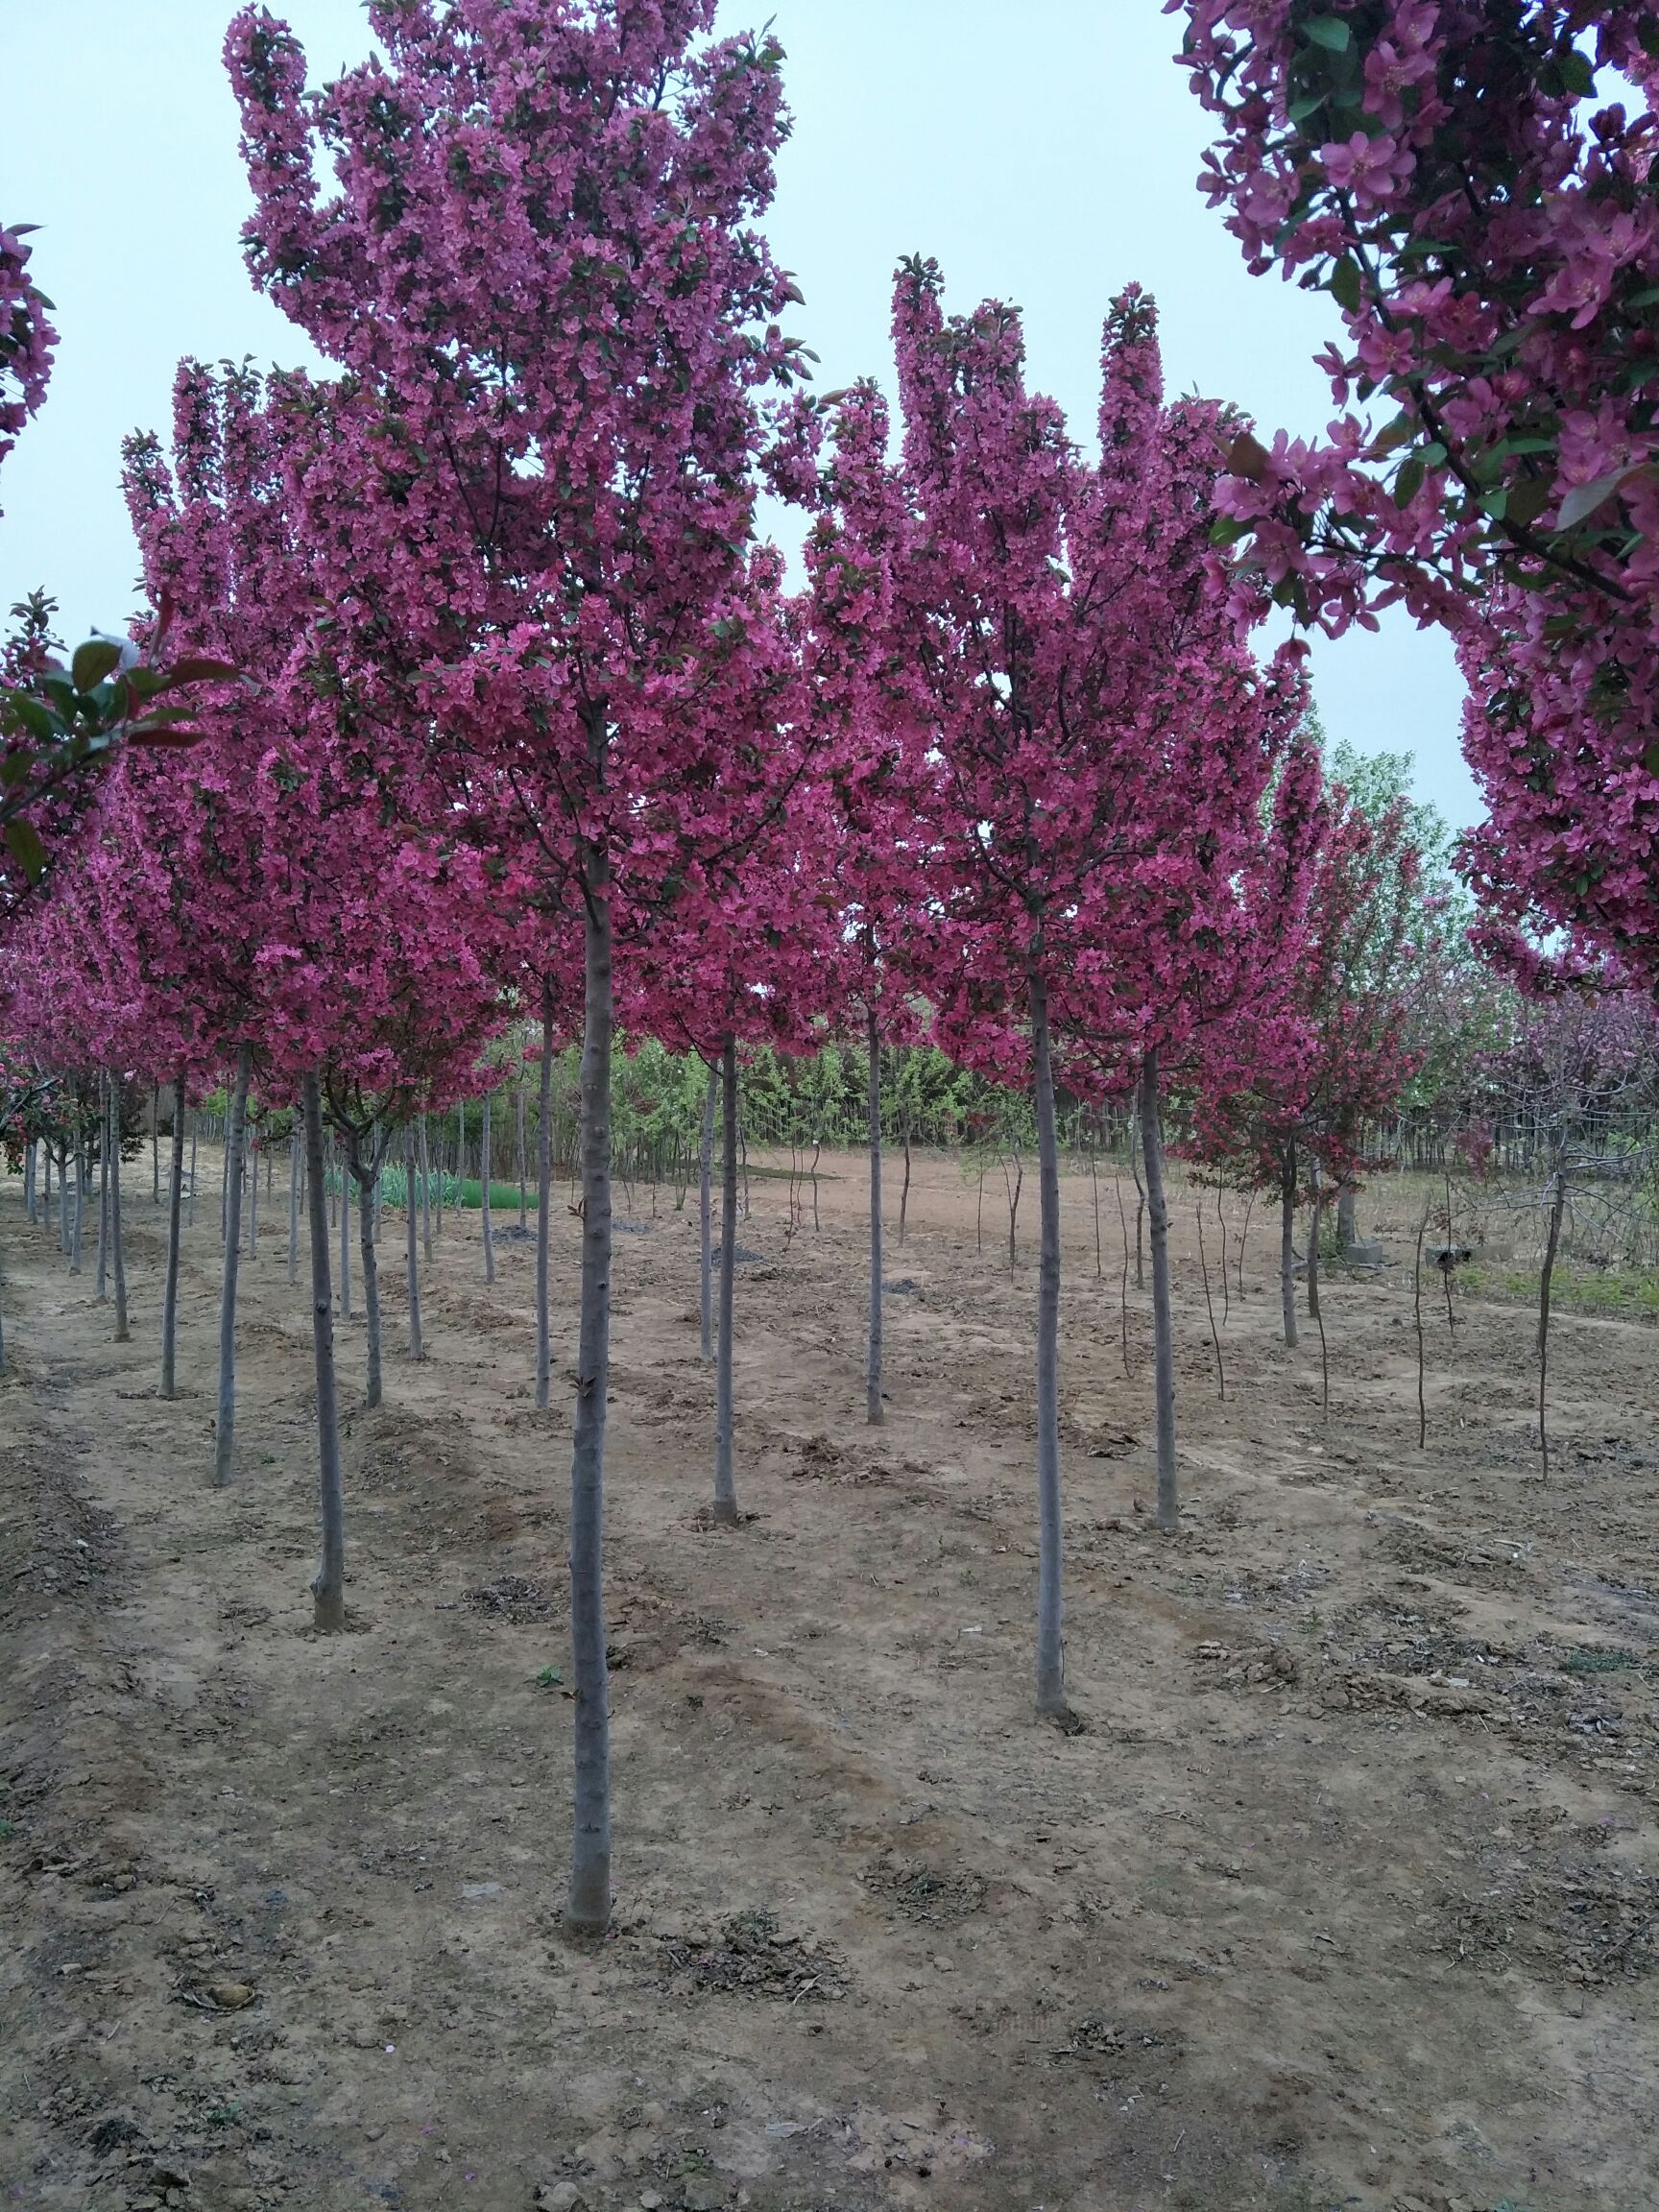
2,1145,1656,2212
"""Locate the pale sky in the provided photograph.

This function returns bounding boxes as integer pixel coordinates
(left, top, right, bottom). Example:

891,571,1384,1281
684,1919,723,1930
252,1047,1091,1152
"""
0,0,1478,827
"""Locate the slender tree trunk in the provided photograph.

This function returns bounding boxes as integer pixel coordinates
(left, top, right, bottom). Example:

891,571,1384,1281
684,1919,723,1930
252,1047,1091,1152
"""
1139,1051,1177,1534
302,1074,346,1631
517,1067,529,1232
248,1134,258,1258
481,1093,495,1284
698,1059,716,1362
98,1110,111,1292
1307,1154,1323,1320
435,1111,446,1238
566,850,614,1937
404,1125,425,1360
866,1004,884,1427
1538,1159,1567,1481
188,1110,198,1230
152,1083,159,1206
536,977,555,1411
107,1075,130,1343
338,1142,351,1320
1029,966,1071,1722
899,1117,912,1248
214,1045,252,1482
713,1036,740,1527
1128,1106,1146,1289
1279,1137,1300,1349
24,1140,36,1224
354,1142,383,1408
419,1113,433,1264
69,1131,84,1276
56,1145,67,1255
288,1121,301,1286
160,1070,186,1399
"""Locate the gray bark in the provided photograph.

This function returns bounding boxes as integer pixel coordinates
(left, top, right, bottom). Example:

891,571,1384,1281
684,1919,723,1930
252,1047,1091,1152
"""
302,1074,346,1631
405,1124,424,1360
866,1004,884,1426
566,846,614,1936
1307,1154,1323,1321
1030,966,1070,1718
517,1068,529,1232
698,1059,716,1361
108,1075,130,1344
214,1045,252,1483
712,1036,740,1527
248,1133,258,1257
188,1111,198,1230
419,1113,433,1264
536,978,555,1410
351,1136,383,1408
24,1140,36,1224
160,1070,186,1398
1538,1160,1567,1480
1280,1139,1300,1349
152,1084,159,1205
481,1093,495,1284
1128,1105,1146,1289
1335,1180,1358,1250
288,1122,301,1286
1139,1051,1177,1533
339,1139,351,1320
70,1132,84,1275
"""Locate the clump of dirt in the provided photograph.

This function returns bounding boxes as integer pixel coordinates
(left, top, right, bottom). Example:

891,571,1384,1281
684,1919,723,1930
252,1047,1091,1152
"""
656,1911,849,2003
862,1853,987,1925
1439,1843,1659,1984
464,1572,555,1623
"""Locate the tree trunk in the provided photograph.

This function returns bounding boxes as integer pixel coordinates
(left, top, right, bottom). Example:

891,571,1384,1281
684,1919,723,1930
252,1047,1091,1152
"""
160,1069,186,1399
536,977,555,1411
418,1112,432,1264
152,1083,160,1205
481,1092,495,1284
899,1117,912,1248
188,1110,198,1229
70,1131,84,1276
288,1121,301,1286
248,1133,258,1257
1128,1105,1146,1290
1139,1051,1177,1534
1279,1138,1300,1350
1335,1180,1358,1251
302,1073,346,1631
353,1139,383,1408
1538,1160,1567,1481
1307,1154,1323,1321
566,849,614,1936
517,1067,529,1232
213,1046,252,1479
405,1124,425,1360
95,1118,109,1290
108,1075,130,1345
1030,965,1071,1720
698,1059,717,1363
866,1003,884,1427
338,1141,351,1320
435,1110,446,1238
713,1036,740,1526
24,1140,36,1224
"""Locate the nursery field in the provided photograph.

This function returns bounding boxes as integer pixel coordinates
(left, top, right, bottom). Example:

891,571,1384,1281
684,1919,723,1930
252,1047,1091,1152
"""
1,1152,1656,2212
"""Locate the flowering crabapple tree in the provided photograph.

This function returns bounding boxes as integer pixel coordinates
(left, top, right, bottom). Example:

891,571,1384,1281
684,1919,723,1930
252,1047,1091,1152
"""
229,0,818,1933
1189,773,1425,1352
1177,0,1659,989
893,265,1312,1722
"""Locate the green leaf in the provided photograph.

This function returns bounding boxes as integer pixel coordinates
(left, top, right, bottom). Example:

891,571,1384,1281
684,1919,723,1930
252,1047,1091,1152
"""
1209,515,1252,547
4,816,46,881
1303,15,1351,52
1558,47,1596,98
1,691,58,744
1330,255,1363,313
70,638,123,692
158,656,241,688
1556,465,1641,531
1641,12,1659,57
1287,89,1327,123
1394,455,1426,508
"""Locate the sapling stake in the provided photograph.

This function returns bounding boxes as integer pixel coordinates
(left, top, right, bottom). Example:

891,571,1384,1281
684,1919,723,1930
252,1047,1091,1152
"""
214,1044,252,1482
1115,1172,1132,1379
108,1072,130,1345
698,1057,716,1362
866,1002,884,1427
1216,1185,1230,1327
287,1121,301,1286
481,1092,495,1284
535,978,554,1411
302,1073,346,1632
1196,1202,1225,1401
1139,1050,1178,1533
1279,1137,1300,1349
1413,1197,1431,1452
419,1112,433,1265
1029,960,1074,1725
1537,1157,1567,1482
160,1070,186,1398
712,1035,740,1526
405,1125,424,1360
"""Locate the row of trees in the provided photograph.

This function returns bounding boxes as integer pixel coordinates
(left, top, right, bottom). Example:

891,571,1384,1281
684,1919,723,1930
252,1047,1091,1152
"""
3,0,1656,1936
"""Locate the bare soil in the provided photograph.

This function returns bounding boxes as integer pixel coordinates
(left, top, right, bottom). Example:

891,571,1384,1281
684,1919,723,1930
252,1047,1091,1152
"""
1,1150,1655,2212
